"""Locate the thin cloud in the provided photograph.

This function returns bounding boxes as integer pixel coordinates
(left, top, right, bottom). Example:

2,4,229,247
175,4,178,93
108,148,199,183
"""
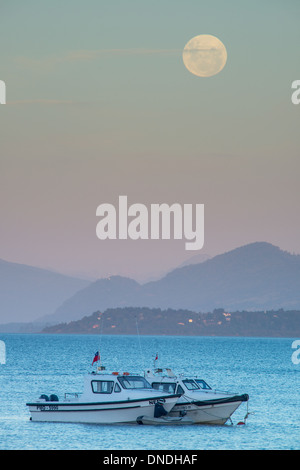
14,48,181,71
7,99,76,105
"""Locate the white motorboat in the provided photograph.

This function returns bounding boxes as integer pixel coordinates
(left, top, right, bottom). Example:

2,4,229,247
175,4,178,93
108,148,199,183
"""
26,371,180,424
145,368,249,425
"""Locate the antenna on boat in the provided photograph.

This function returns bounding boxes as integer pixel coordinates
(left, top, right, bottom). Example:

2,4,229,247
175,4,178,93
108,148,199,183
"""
93,311,105,372
135,314,145,370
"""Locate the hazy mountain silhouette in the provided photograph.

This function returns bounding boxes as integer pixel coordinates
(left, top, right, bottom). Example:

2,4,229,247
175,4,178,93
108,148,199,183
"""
175,253,211,268
43,242,300,323
43,275,144,323
143,242,300,311
0,258,89,323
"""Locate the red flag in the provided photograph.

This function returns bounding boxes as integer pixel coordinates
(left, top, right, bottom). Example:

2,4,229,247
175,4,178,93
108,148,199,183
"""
92,351,100,365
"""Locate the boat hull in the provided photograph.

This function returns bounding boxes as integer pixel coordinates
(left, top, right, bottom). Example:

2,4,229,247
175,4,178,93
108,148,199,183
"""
27,395,178,424
168,394,249,425
137,415,195,425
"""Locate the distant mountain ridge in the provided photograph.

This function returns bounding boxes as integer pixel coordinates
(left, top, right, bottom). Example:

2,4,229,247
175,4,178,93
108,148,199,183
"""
0,258,89,323
42,242,300,323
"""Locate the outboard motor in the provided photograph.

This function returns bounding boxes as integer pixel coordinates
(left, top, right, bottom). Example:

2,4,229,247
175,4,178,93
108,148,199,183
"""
49,394,59,401
39,394,49,401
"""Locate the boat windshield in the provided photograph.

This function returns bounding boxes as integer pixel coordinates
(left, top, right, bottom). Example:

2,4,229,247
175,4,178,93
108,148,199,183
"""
118,376,152,390
151,382,177,393
182,379,199,390
194,379,212,390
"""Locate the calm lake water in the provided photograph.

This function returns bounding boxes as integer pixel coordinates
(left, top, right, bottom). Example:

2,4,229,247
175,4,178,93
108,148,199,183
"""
0,333,299,450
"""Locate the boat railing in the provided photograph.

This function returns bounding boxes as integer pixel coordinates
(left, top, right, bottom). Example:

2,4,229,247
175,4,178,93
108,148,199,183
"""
212,389,236,395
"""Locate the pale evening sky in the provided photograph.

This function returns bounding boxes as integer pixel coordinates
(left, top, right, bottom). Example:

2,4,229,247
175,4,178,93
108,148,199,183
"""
0,0,299,281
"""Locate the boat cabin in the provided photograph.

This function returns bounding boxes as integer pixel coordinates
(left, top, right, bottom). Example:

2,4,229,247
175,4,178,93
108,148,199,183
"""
78,372,155,401
145,368,212,396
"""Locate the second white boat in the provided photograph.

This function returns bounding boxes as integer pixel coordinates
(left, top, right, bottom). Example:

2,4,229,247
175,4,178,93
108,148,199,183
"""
145,368,249,425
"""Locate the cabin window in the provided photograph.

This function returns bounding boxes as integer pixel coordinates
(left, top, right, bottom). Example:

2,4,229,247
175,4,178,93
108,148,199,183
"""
182,379,199,390
114,383,121,393
118,376,152,390
176,385,184,395
151,382,176,393
91,380,114,394
194,379,211,390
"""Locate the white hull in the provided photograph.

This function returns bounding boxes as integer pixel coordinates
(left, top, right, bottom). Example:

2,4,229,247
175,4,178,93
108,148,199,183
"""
169,398,246,425
27,396,178,424
137,415,195,425
145,368,249,425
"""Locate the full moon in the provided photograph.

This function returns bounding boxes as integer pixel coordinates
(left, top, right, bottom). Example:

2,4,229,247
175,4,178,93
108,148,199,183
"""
182,34,227,77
